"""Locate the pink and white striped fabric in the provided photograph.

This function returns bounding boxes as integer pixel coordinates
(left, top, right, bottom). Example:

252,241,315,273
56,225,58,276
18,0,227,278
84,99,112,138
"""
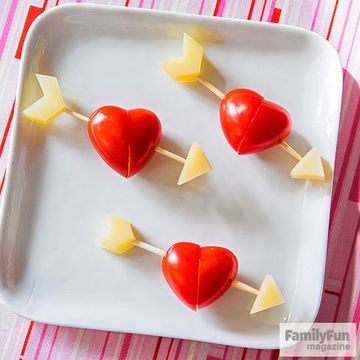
0,1,359,359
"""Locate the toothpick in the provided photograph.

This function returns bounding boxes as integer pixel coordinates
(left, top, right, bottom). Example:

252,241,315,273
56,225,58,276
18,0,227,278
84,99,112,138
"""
64,108,90,122
278,142,302,161
133,240,166,257
197,78,304,162
62,110,187,165
232,279,259,295
155,147,186,164
197,77,225,99
132,239,259,296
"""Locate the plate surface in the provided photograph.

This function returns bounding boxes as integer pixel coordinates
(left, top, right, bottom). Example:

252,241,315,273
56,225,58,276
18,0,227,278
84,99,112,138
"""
0,4,342,349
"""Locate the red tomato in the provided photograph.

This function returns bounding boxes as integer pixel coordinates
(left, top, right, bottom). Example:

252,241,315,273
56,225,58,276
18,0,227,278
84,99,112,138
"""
88,106,162,177
162,242,238,310
220,89,291,154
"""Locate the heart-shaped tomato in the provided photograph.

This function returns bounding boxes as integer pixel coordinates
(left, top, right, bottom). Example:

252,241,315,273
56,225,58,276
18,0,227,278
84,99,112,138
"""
220,89,291,154
162,242,238,310
88,106,162,177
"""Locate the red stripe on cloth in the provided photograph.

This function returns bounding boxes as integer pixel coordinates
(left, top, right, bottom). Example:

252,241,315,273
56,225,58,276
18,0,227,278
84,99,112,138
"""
34,324,48,360
349,158,359,202
337,0,354,52
260,0,268,21
0,171,6,194
213,0,226,17
311,0,322,31
270,349,280,359
330,99,360,223
165,338,174,360
221,346,229,359
345,11,360,69
0,100,15,157
0,0,19,60
118,333,132,359
352,289,360,328
334,218,360,321
99,331,111,360
20,321,35,357
199,0,206,14
173,339,184,360
270,8,281,23
152,337,163,360
15,6,45,59
241,348,247,359
46,326,59,360
326,0,339,40
267,0,277,22
247,0,256,20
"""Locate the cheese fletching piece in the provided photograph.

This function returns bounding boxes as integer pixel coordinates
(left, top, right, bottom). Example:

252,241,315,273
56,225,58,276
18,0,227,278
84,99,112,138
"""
178,142,212,185
161,33,203,82
250,275,285,314
97,216,136,255
290,147,325,181
23,74,66,124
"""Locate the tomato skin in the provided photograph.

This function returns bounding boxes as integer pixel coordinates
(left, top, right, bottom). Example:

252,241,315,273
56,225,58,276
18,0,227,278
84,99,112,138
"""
220,89,264,152
162,242,200,311
198,246,238,309
88,106,162,177
220,89,291,154
162,242,238,311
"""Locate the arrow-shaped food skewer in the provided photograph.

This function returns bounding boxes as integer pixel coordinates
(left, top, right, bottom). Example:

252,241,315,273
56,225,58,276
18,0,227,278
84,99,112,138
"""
54,104,205,184
23,74,212,185
161,34,326,181
98,215,285,314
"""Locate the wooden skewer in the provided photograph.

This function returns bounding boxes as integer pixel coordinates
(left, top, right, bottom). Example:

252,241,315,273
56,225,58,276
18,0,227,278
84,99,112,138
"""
197,78,303,162
155,147,186,164
198,77,225,100
132,239,259,296
232,279,259,295
64,108,90,122
64,108,187,164
134,240,166,257
278,142,302,161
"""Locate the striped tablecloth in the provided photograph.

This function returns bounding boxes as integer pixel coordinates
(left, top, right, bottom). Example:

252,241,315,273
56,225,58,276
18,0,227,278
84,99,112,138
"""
0,1,359,359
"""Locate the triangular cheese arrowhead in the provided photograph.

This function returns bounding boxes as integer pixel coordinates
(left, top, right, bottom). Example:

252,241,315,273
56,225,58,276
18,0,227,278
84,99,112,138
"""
290,147,325,181
23,74,66,124
97,216,136,255
178,143,212,185
250,275,285,314
160,33,203,82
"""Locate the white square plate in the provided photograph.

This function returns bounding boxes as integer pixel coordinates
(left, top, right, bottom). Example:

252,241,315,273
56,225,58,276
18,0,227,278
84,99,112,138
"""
0,4,342,349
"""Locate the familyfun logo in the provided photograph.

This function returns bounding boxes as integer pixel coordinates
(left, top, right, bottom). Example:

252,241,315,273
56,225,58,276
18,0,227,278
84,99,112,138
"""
279,323,357,357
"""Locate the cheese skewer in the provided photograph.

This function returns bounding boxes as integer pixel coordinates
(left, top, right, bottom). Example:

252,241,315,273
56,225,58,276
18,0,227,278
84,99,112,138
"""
134,239,259,296
196,77,304,163
23,74,212,185
62,108,193,168
98,216,285,314
161,33,325,181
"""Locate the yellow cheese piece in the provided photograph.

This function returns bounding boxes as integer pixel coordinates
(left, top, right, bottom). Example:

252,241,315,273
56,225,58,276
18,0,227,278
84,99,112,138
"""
23,74,66,124
290,147,325,181
97,216,136,255
161,33,203,82
178,142,212,185
250,275,285,314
